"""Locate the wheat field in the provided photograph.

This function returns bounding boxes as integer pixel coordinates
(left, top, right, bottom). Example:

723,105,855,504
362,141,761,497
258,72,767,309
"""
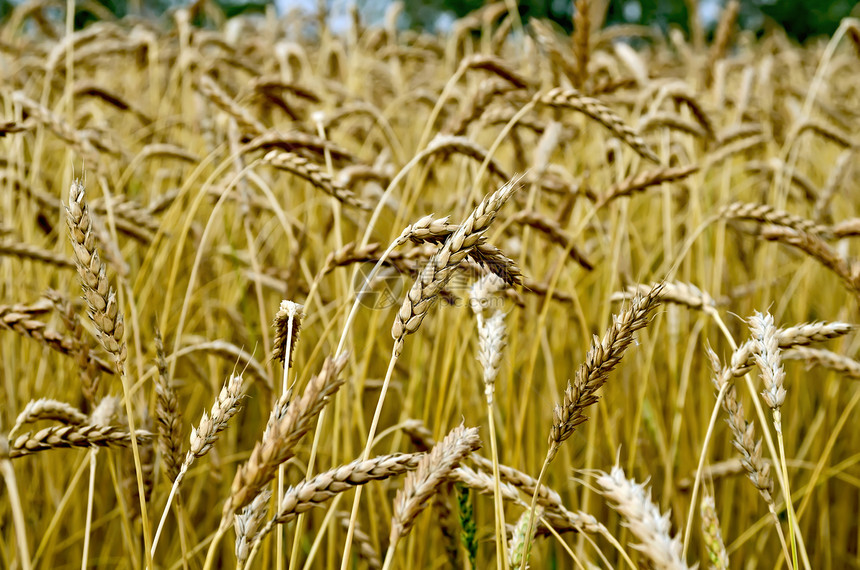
2,1,860,568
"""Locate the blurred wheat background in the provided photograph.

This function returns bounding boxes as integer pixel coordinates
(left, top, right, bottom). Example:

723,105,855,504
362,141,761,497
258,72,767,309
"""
2,0,860,568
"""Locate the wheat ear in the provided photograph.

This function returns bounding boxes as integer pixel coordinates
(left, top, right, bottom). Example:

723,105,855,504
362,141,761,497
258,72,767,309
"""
520,284,663,569
750,313,797,567
700,494,729,570
596,464,690,569
271,299,303,568
66,179,152,563
382,426,482,570
471,274,509,569
151,374,245,557
154,330,182,482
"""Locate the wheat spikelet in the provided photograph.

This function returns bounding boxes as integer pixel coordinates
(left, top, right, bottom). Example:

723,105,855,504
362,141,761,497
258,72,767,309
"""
66,180,127,366
597,164,699,206
198,74,266,135
510,210,593,269
750,312,787,413
815,149,854,222
11,92,100,162
89,195,160,242
336,512,382,569
242,131,358,164
720,202,829,237
475,309,505,402
716,123,763,146
433,484,461,567
459,54,530,89
137,143,200,164
706,135,766,166
791,118,854,148
746,160,819,202
761,226,860,296
445,79,519,135
234,489,270,566
705,0,739,85
175,338,271,390
612,281,716,311
638,111,709,139
456,483,478,568
425,135,511,181
0,240,76,269
706,347,775,504
783,347,860,379
188,374,245,461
